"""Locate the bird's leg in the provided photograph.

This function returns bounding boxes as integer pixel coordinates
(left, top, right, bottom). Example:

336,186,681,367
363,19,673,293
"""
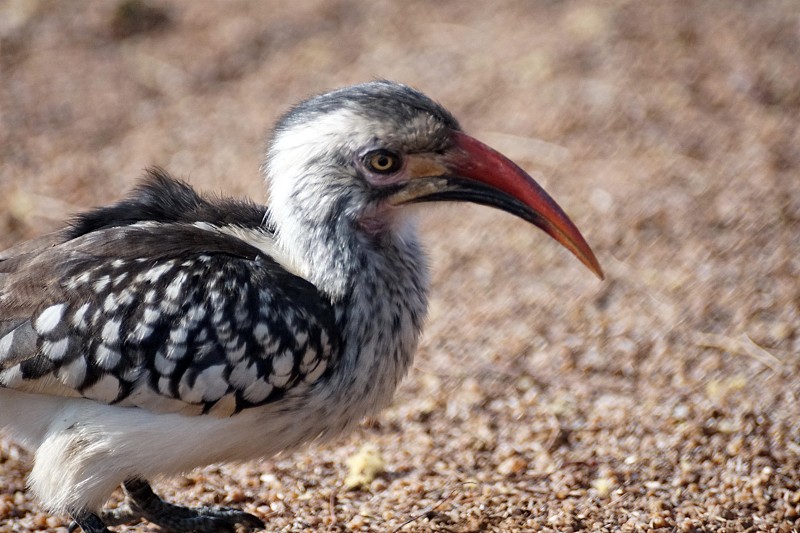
123,478,265,533
67,512,112,533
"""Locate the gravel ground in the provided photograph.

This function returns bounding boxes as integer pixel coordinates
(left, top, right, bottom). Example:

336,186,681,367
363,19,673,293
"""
1,1,799,531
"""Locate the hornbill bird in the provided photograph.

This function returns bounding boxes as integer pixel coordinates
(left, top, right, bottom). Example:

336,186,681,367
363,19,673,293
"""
0,81,603,532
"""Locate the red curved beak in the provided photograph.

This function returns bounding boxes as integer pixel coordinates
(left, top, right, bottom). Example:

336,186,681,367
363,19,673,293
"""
445,131,603,279
388,131,603,279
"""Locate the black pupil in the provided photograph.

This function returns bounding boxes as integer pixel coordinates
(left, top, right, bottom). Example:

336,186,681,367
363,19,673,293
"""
376,155,390,168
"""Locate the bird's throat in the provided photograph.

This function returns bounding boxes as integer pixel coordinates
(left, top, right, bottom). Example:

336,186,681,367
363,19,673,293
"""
317,232,430,432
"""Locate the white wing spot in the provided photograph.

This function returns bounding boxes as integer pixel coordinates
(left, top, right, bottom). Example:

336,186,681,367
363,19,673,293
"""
143,307,161,324
196,365,228,401
234,305,250,324
160,300,180,315
154,350,176,375
228,360,258,389
212,308,226,324
254,322,270,343
129,322,154,343
138,262,173,284
117,289,135,307
272,350,293,377
93,275,111,293
42,337,70,361
66,271,92,289
83,374,120,403
103,293,119,312
294,331,308,349
194,328,208,343
269,351,294,388
120,364,142,382
262,338,280,354
215,321,233,342
95,344,121,369
169,327,188,344
101,319,122,345
35,304,66,335
57,356,87,388
165,272,189,301
165,343,187,361
158,376,172,395
185,305,206,324
0,329,16,361
225,342,247,364
243,380,273,403
72,303,91,330
0,366,23,388
178,365,227,403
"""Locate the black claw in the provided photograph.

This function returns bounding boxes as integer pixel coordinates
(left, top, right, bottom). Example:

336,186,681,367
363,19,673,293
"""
150,508,264,533
195,507,265,530
69,512,112,533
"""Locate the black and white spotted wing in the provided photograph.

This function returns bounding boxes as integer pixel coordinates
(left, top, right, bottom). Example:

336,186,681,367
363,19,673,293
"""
0,174,341,417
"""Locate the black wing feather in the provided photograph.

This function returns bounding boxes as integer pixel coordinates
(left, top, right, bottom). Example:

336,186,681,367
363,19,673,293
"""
0,172,339,416
68,167,271,238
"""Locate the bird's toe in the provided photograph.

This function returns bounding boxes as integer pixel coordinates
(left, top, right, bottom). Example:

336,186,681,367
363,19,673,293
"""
68,512,112,533
178,507,265,532
99,504,143,527
123,478,264,532
146,507,264,533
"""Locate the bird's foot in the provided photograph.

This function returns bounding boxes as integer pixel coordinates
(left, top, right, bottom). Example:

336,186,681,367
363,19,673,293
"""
98,503,143,527
67,479,264,533
124,478,265,533
67,512,111,533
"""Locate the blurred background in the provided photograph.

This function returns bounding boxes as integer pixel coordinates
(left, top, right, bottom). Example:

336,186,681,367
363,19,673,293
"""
0,1,798,531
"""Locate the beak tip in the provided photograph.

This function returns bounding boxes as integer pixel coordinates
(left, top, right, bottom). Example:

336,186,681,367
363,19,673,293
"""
588,254,605,280
581,253,605,281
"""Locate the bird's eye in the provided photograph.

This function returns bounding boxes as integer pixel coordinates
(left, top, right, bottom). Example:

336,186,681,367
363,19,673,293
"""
365,150,401,174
